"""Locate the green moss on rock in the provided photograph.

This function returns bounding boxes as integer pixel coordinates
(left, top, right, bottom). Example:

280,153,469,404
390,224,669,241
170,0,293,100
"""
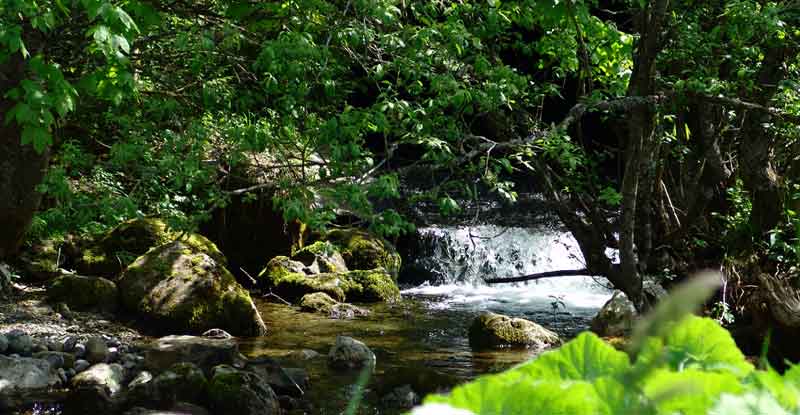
468,311,560,349
259,256,399,303
293,241,348,273
299,292,338,313
76,218,225,278
340,269,400,302
47,274,119,312
325,229,401,280
119,240,267,336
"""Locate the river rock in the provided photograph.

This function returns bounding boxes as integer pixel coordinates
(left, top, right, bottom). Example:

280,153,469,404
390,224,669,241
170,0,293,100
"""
202,328,233,339
286,349,320,360
66,363,125,414
260,258,399,303
76,218,226,278
74,359,90,372
33,351,75,370
299,292,369,319
208,365,280,415
293,241,348,273
325,228,402,280
381,384,419,410
591,290,638,337
119,240,267,336
468,312,560,349
47,274,119,312
0,334,7,353
85,337,109,364
0,355,62,409
246,358,308,397
328,336,376,370
6,330,33,355
150,363,208,405
144,335,238,373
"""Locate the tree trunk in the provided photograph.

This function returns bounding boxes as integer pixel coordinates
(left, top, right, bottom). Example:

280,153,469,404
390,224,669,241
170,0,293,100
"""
739,46,795,235
616,0,670,310
0,51,50,260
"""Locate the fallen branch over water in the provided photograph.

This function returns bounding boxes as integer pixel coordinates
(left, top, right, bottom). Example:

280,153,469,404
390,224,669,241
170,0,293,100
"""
482,268,593,284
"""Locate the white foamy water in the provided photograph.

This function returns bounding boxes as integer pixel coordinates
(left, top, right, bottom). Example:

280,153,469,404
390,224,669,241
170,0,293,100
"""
402,226,613,314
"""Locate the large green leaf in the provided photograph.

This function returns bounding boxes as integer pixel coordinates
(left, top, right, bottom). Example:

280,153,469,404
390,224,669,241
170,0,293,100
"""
709,392,790,415
425,378,610,415
636,316,753,377
643,369,743,415
513,331,631,381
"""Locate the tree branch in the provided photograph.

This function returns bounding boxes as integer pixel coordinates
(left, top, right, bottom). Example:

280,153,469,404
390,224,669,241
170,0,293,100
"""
482,269,593,284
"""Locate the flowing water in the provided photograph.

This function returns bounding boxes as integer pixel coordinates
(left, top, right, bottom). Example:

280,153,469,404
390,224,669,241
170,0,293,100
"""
240,225,613,414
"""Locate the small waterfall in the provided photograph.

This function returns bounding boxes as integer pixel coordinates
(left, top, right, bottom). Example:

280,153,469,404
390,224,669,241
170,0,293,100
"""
402,225,613,312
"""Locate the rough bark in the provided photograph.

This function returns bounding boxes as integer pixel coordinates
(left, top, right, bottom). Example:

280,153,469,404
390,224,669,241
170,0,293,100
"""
616,0,670,310
738,46,795,235
0,50,50,260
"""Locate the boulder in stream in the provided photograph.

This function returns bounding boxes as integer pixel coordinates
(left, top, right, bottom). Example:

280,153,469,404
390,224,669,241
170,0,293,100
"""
119,240,267,336
591,290,638,337
299,292,369,319
260,258,399,303
468,311,560,349
207,364,280,415
325,228,402,280
328,336,376,370
144,335,239,373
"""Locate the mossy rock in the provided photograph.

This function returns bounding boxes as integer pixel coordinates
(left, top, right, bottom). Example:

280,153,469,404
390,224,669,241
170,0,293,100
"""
299,292,339,313
47,274,119,312
258,256,346,301
259,257,399,303
293,241,348,273
468,311,560,349
76,218,225,279
324,229,401,280
18,239,66,281
119,240,266,336
207,365,280,415
299,292,369,319
340,269,400,302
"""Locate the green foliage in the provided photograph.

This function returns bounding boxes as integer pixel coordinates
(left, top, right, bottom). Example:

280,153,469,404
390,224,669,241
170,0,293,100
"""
419,315,800,415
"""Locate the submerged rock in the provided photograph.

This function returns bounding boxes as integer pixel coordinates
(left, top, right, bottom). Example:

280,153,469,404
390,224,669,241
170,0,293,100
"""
47,274,118,312
245,358,308,397
0,355,62,409
144,335,238,373
119,240,267,336
591,291,638,337
328,336,376,370
207,365,280,415
468,312,560,349
299,292,369,319
325,229,402,280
